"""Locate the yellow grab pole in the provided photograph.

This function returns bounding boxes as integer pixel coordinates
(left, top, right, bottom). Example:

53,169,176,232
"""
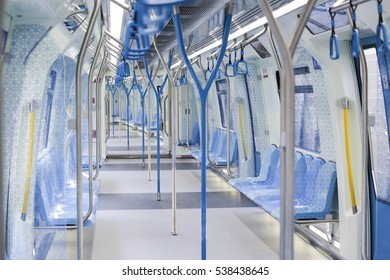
342,98,358,214
21,101,36,221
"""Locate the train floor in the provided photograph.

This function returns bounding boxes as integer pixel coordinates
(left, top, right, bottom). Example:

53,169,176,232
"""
91,123,328,260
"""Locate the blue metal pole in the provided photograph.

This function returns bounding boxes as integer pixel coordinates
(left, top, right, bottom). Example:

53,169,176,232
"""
144,56,171,201
141,96,145,167
199,95,207,260
134,71,148,167
122,84,133,150
156,93,161,198
111,87,117,136
126,93,130,148
173,8,233,260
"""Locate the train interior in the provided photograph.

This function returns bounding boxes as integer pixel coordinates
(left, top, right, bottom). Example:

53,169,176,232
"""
0,0,390,260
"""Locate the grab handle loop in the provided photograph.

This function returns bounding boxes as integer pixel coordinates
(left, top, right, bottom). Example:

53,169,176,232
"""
351,29,360,57
214,56,221,79
376,0,389,51
329,11,340,60
330,34,340,60
204,59,212,81
350,3,360,58
377,23,389,51
225,52,235,77
235,45,248,75
233,49,238,75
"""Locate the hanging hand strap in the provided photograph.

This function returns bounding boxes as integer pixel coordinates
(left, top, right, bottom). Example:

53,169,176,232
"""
329,11,340,60
225,51,235,77
376,0,389,51
350,1,360,58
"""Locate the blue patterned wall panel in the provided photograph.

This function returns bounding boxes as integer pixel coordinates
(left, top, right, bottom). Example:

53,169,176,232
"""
5,24,67,259
293,46,336,161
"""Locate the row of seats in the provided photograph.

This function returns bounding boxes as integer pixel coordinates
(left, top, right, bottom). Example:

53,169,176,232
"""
229,145,338,221
34,148,99,258
190,127,239,167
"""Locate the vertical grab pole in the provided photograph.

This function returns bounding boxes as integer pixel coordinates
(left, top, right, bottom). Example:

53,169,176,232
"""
111,87,116,136
137,62,159,181
153,36,192,235
134,65,147,168
257,0,316,260
75,0,101,260
148,77,152,181
127,88,130,149
106,86,111,142
173,4,233,259
94,52,108,180
119,87,122,143
186,83,190,147
86,24,105,221
144,55,171,201
342,98,358,214
152,36,178,235
346,8,370,259
124,75,135,150
122,84,129,149
226,77,235,177
152,70,162,201
21,101,36,221
135,65,156,169
142,93,145,167
0,1,5,259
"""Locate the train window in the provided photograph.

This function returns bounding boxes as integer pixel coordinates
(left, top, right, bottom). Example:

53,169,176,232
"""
1,29,7,55
250,40,271,59
38,70,57,150
216,79,234,130
365,48,390,203
305,0,349,35
294,66,321,153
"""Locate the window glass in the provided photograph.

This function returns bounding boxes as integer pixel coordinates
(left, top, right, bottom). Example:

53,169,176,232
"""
38,70,56,151
294,67,321,153
365,48,390,203
305,0,349,35
216,79,234,130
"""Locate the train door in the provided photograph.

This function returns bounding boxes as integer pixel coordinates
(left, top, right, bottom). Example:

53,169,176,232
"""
177,77,199,151
364,47,390,259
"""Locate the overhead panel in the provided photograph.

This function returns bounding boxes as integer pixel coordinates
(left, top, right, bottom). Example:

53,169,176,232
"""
149,0,295,64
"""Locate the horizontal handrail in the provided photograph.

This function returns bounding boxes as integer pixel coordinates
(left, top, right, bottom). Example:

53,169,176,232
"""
329,0,371,14
111,0,131,11
295,218,339,225
227,25,268,53
105,30,124,46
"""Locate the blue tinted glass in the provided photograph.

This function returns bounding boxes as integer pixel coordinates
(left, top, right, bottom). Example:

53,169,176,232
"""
306,0,349,35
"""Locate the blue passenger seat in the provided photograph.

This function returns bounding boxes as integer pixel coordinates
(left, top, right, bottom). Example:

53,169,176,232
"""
190,122,200,146
229,144,277,187
268,159,334,220
35,149,99,227
250,152,305,203
190,128,219,162
230,146,280,193
293,161,337,220
189,128,239,167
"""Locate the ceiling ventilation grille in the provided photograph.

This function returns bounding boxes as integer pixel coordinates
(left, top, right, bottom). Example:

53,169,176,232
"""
147,0,294,64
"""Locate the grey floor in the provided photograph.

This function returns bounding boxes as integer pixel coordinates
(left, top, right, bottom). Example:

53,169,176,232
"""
91,123,328,260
